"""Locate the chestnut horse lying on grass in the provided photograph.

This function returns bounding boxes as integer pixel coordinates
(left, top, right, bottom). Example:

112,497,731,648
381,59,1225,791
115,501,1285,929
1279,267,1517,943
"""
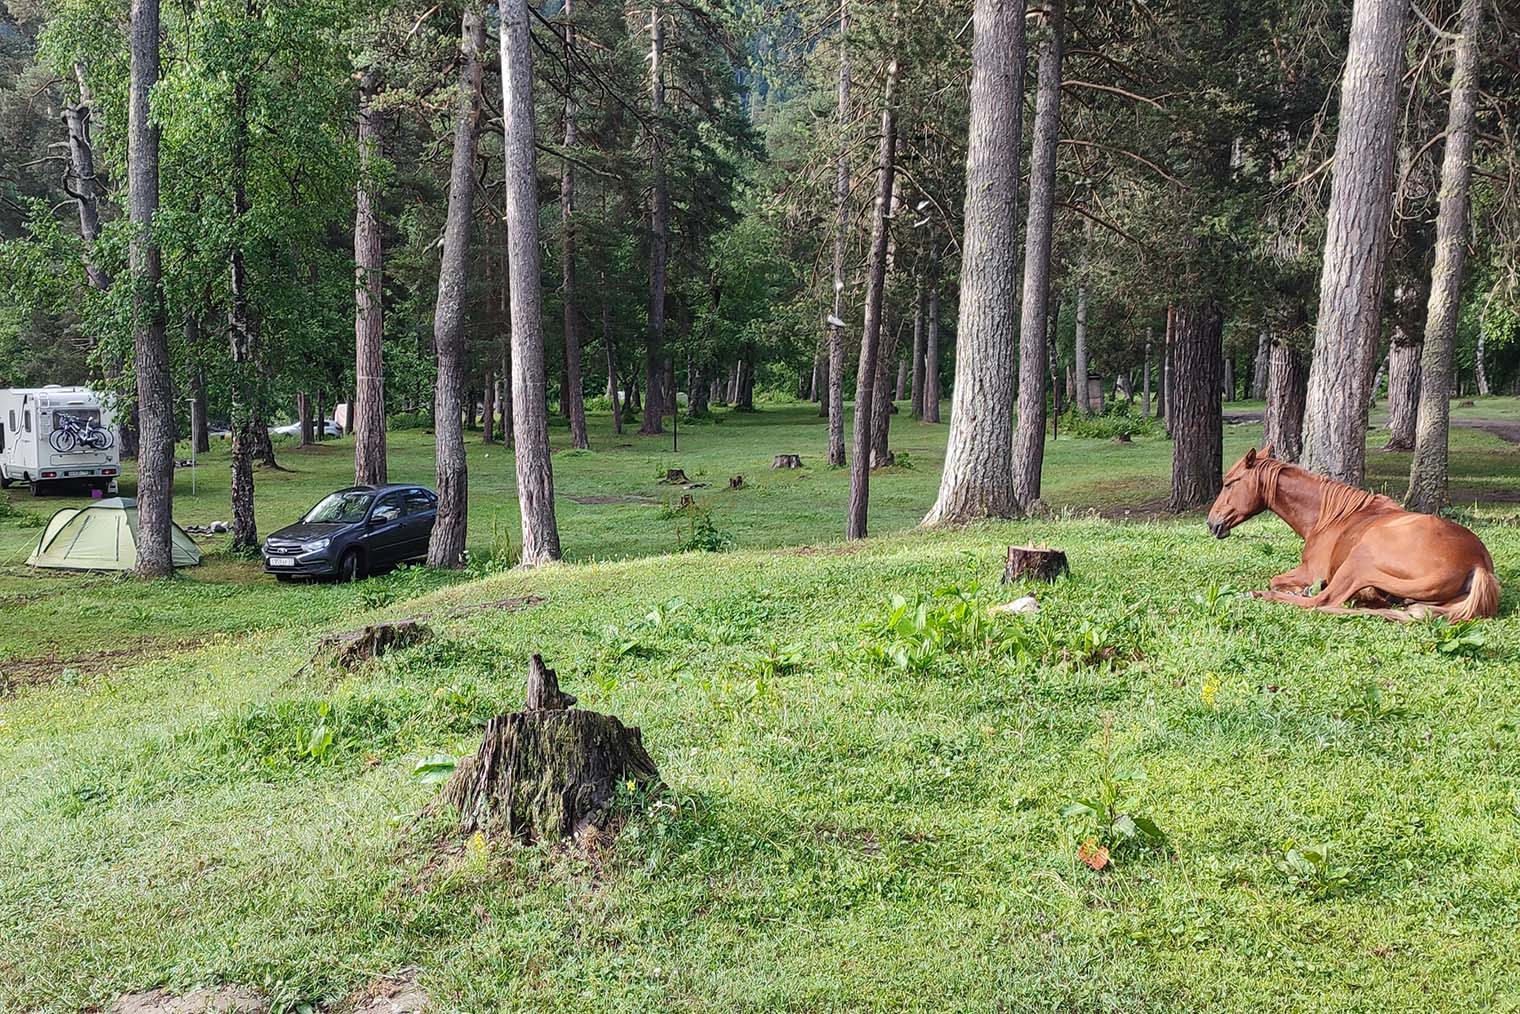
1206,446,1500,621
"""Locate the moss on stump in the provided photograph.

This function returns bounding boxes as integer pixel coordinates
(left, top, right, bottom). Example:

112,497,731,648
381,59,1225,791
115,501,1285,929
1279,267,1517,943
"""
442,655,661,843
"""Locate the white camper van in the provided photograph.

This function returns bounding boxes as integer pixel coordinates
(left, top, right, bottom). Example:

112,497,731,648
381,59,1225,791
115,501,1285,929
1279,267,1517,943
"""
0,386,120,496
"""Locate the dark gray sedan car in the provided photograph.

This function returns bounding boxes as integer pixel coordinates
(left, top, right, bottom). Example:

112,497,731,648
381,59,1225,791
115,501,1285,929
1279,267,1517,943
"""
262,484,437,581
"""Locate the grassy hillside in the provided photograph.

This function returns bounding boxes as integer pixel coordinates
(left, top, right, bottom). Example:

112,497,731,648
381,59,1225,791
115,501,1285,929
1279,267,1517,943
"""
1,402,1518,1010
4,398,1518,668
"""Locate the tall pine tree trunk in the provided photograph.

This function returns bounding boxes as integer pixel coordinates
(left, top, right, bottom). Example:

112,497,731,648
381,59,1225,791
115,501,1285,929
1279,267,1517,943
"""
227,60,258,555
1264,337,1307,462
1407,0,1480,513
826,0,851,466
1383,340,1421,450
129,0,174,577
427,4,484,569
483,367,496,442
1009,0,1060,509
639,0,669,435
354,67,388,485
910,271,926,418
65,64,111,292
1073,285,1089,414
1301,0,1408,483
1169,303,1223,510
923,0,1025,524
845,56,899,539
501,0,561,563
1250,330,1270,400
560,0,589,450
602,281,622,434
923,250,941,423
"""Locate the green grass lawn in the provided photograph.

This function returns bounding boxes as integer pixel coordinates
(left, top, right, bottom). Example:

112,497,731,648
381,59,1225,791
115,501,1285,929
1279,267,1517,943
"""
2,399,1519,1011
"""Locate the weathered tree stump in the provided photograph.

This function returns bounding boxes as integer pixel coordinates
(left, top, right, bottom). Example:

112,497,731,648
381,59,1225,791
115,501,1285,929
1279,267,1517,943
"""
442,655,661,843
661,468,690,484
316,620,431,669
772,454,803,469
676,493,696,511
1113,432,1132,444
1003,545,1069,584
729,474,744,490
1458,399,1475,408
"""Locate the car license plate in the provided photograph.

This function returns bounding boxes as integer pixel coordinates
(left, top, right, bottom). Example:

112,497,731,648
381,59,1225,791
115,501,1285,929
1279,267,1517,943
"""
269,557,295,568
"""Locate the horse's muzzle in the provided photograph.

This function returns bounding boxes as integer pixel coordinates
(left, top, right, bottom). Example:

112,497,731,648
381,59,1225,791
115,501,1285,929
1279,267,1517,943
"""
1207,517,1231,539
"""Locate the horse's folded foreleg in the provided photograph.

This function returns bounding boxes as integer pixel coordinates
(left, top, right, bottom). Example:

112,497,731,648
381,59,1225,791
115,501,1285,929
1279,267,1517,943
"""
1266,565,1315,596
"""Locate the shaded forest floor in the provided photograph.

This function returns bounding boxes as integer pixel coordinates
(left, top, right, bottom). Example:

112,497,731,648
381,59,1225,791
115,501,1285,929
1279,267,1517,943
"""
2,399,1519,1011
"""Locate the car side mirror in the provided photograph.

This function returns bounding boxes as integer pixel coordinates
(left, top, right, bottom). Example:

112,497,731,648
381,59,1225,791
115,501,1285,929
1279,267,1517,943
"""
367,514,385,527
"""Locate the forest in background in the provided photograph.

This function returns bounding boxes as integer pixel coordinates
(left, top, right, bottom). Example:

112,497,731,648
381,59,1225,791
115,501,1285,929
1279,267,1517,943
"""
1,0,1518,566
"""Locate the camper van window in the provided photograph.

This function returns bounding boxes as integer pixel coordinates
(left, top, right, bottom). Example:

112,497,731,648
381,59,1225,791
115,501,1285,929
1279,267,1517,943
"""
23,410,31,433
6,411,14,431
56,409,102,426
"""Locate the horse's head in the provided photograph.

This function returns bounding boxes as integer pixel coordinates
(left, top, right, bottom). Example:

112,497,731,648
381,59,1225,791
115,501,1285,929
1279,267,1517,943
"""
1207,445,1275,539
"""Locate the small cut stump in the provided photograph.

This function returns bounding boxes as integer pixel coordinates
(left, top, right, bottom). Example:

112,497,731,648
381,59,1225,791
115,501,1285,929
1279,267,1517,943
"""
317,620,431,670
442,655,661,843
772,454,803,469
1003,544,1069,584
661,468,690,484
729,474,745,490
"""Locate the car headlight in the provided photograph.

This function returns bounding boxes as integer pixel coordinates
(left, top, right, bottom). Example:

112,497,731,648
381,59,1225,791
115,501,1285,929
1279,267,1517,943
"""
303,537,330,553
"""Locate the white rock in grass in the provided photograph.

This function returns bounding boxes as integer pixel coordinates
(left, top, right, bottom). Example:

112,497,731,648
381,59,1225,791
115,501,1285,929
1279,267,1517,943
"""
989,595,1040,617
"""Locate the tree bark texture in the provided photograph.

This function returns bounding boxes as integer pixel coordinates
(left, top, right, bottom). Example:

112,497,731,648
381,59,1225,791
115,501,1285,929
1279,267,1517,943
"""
923,251,941,423
826,0,851,466
65,64,110,292
602,282,622,434
501,0,562,564
482,366,496,443
354,66,388,486
443,656,661,843
923,0,1025,525
1407,0,1480,513
1008,0,1060,510
428,4,485,569
1168,303,1223,510
1263,338,1308,462
845,57,900,539
639,0,669,435
910,272,927,418
1073,285,1090,414
129,0,174,578
1250,330,1270,400
1383,339,1420,450
559,0,589,450
1300,0,1409,484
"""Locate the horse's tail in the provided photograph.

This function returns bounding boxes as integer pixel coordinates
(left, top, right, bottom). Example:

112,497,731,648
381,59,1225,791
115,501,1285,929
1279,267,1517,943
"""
1442,567,1501,621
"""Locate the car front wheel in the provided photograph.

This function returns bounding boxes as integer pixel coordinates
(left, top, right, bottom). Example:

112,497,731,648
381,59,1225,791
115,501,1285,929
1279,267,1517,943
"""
338,548,366,583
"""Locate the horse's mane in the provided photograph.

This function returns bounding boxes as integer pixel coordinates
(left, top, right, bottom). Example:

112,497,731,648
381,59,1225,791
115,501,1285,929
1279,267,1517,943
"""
1256,457,1395,534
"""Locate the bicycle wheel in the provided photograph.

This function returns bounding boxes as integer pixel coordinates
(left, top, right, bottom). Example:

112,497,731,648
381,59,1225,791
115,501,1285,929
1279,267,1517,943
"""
49,428,78,453
86,428,113,451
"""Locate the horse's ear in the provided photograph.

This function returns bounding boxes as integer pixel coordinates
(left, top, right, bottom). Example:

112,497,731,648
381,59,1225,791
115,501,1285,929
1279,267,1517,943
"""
1261,442,1275,460
1244,447,1257,467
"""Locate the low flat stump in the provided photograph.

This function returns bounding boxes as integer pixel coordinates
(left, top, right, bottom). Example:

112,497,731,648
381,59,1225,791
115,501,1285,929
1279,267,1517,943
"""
317,620,431,670
772,454,803,469
1003,544,1069,583
661,468,690,484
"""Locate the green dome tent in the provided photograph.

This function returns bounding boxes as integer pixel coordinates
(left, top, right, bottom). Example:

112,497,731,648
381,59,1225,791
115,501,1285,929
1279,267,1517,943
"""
27,497,201,571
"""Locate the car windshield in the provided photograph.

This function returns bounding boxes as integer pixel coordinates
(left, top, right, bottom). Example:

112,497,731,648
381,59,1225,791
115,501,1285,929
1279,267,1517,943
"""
303,491,374,524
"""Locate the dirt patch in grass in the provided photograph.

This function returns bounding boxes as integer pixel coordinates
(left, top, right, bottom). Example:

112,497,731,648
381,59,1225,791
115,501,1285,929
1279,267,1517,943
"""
346,970,427,1014
423,594,546,622
794,543,866,557
569,494,659,505
2,639,206,696
112,986,266,1013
